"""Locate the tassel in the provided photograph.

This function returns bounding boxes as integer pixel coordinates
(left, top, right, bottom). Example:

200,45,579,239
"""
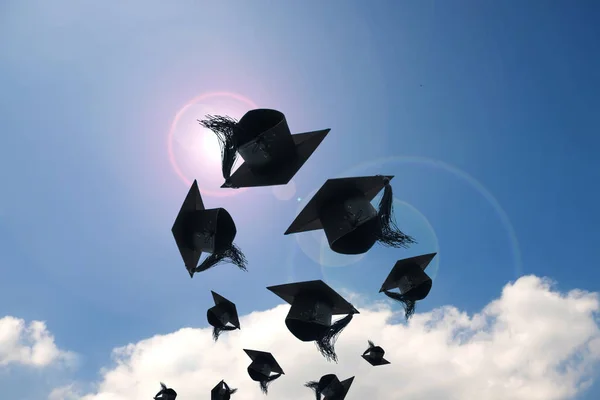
212,325,237,342
383,290,416,320
315,314,354,363
229,388,238,395
195,243,248,273
259,373,281,394
376,180,417,248
304,381,321,400
198,115,241,186
363,340,375,356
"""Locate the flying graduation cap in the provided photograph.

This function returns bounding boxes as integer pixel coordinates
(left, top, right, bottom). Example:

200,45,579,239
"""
198,108,329,188
244,349,284,395
361,340,390,366
171,180,247,278
211,380,237,400
154,382,177,400
380,253,436,320
207,291,240,341
284,175,416,255
305,374,355,400
267,280,358,363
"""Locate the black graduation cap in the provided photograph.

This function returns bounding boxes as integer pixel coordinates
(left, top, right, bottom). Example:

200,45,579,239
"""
284,175,416,255
171,180,247,278
244,349,284,395
266,280,358,363
380,252,436,320
207,291,240,341
305,374,354,400
361,340,390,366
154,382,177,400
211,380,237,400
198,108,329,188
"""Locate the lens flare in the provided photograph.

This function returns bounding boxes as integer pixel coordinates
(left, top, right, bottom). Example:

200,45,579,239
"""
167,92,258,197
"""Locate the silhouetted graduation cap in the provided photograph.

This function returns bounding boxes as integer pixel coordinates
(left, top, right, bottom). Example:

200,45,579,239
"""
207,291,240,341
267,280,358,363
305,374,354,400
361,340,390,366
284,175,416,255
198,108,329,188
171,180,247,278
154,382,177,400
244,349,284,395
211,380,237,400
380,253,436,320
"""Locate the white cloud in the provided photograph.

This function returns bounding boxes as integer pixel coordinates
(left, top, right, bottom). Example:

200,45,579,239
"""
51,276,600,400
0,316,77,368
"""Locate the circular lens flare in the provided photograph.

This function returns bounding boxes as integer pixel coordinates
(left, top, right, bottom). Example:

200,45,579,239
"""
167,92,259,197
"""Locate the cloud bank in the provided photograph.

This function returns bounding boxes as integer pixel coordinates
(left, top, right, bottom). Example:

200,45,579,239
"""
49,276,600,399
0,316,76,368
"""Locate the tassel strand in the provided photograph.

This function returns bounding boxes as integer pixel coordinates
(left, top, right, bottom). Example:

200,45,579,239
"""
376,181,417,248
315,314,354,363
383,290,416,320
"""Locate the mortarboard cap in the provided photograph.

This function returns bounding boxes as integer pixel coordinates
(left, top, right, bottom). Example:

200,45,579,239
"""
379,253,436,320
211,380,237,400
361,340,390,366
305,374,354,400
267,280,358,362
154,382,177,400
171,180,247,278
244,349,284,395
285,175,416,255
207,291,240,341
199,109,330,188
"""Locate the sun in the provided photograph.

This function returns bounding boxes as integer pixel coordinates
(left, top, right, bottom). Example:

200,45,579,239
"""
167,92,258,197
199,127,222,163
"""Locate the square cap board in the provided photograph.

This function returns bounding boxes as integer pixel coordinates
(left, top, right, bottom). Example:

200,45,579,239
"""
211,291,240,328
243,349,285,374
267,280,359,315
225,129,330,188
284,175,395,234
172,180,205,268
379,252,437,292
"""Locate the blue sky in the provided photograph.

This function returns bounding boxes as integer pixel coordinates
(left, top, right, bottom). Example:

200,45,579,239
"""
1,1,599,399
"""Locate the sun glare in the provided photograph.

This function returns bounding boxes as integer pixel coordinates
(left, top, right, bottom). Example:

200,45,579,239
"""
167,92,258,197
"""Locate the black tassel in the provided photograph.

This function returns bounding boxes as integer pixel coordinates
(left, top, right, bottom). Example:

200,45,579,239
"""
315,313,354,363
363,340,375,356
304,381,321,400
198,115,241,186
195,243,248,273
376,180,417,248
212,325,237,342
383,290,416,320
259,373,281,394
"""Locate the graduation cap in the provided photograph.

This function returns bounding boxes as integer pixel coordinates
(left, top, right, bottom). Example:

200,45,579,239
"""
361,340,390,366
207,291,240,341
211,380,237,400
171,180,247,278
285,175,416,255
305,374,354,400
380,253,436,320
267,280,358,363
198,108,329,188
244,349,284,395
154,382,177,400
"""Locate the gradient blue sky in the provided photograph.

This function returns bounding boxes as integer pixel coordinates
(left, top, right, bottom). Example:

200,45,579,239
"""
1,1,599,398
